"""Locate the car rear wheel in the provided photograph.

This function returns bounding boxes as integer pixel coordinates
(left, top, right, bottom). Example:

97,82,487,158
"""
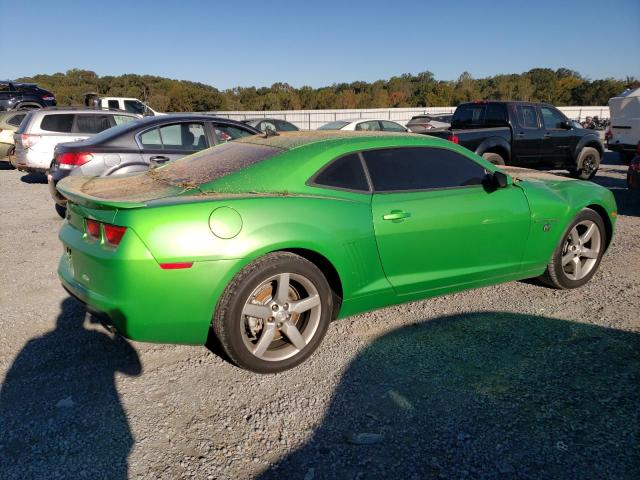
569,147,600,180
539,208,606,289
55,203,67,219
212,252,333,373
6,146,16,169
482,152,506,165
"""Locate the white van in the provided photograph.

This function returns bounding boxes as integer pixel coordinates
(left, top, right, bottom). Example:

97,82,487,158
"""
608,87,640,163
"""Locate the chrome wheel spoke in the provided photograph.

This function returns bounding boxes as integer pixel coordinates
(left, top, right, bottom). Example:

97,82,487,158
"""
280,321,306,350
572,257,582,280
580,223,596,243
562,253,574,266
581,247,599,259
253,322,277,357
569,227,580,246
289,294,320,314
275,273,290,304
242,303,271,319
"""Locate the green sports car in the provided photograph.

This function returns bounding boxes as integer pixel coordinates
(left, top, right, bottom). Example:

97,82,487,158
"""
57,131,617,373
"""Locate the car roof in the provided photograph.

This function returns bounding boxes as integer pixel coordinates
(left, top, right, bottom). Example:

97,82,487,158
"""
242,118,294,122
234,130,421,150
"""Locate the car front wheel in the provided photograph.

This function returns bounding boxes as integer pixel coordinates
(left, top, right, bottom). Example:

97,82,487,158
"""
212,252,333,373
539,208,606,289
570,147,600,180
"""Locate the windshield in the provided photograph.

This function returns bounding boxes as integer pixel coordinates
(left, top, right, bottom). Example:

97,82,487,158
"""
318,121,349,130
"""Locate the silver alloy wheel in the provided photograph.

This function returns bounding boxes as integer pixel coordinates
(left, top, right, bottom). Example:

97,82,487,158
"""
240,272,322,361
561,220,602,281
582,153,596,175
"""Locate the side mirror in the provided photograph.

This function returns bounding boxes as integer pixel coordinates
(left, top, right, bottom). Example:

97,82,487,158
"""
560,120,573,129
484,170,509,191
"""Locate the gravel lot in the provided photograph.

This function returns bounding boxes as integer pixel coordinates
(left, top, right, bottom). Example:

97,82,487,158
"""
0,153,638,479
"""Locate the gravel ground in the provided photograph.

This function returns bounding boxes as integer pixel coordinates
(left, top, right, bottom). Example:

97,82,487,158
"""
0,154,638,479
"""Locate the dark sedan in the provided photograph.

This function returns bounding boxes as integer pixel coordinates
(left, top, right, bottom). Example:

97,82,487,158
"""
48,114,259,217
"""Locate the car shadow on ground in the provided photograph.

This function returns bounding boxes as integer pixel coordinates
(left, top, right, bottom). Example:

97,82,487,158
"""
19,172,47,184
0,297,142,480
259,312,640,479
0,162,15,171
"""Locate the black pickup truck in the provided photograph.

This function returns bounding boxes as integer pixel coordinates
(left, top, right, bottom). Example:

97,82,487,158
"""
426,101,604,179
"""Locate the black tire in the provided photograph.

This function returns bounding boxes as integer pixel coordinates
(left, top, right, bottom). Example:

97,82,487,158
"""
539,208,606,289
482,152,506,165
569,147,600,180
212,252,333,373
5,146,16,169
55,203,67,219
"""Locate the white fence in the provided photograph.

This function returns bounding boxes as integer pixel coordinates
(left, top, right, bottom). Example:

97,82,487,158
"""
209,106,610,130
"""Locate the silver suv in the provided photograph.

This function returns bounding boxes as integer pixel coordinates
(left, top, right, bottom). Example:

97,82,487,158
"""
13,108,139,172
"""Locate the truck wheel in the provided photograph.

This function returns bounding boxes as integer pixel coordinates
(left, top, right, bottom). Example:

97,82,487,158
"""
482,152,505,165
569,147,600,180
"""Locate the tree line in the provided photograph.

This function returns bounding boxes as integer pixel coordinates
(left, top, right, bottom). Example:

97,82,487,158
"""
17,68,639,112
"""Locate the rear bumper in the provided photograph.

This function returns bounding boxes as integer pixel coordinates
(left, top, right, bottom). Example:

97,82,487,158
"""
48,166,71,206
57,217,239,345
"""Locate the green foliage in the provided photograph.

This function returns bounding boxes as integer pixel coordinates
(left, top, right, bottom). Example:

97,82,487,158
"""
16,68,639,112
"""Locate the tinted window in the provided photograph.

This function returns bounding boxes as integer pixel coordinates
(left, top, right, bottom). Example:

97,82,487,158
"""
318,121,349,130
275,120,298,131
516,106,539,129
124,100,145,115
75,114,113,134
259,121,277,133
451,104,485,127
139,128,162,147
484,104,508,126
355,121,381,131
214,124,253,142
0,83,10,92
313,153,369,191
363,147,486,192
540,106,566,129
7,113,26,127
380,121,406,132
40,114,74,133
108,100,120,109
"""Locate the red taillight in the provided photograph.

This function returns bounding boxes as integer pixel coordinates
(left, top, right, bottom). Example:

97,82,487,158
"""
448,134,460,144
159,262,194,270
86,219,101,240
21,134,41,148
41,95,55,101
104,224,127,246
57,152,93,167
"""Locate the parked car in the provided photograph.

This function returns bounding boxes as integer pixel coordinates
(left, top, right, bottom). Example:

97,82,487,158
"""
56,131,616,373
0,111,28,165
13,108,140,174
426,101,605,179
627,142,640,189
406,113,452,133
84,93,164,116
607,87,640,164
318,119,408,132
241,118,299,133
48,114,259,217
0,80,56,111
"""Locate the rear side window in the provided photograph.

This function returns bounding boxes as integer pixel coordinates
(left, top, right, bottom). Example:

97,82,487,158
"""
318,121,349,130
363,147,486,192
40,114,74,133
214,124,253,142
312,153,369,192
7,113,26,127
140,122,208,150
275,120,298,131
355,121,381,131
452,104,485,127
75,114,113,134
484,104,508,126
516,106,539,129
380,121,406,132
108,100,119,109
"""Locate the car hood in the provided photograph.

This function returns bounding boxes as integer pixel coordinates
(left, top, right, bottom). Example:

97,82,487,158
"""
499,166,577,186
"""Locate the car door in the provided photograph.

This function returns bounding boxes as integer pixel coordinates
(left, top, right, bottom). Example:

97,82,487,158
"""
365,146,531,295
539,105,574,168
139,122,209,166
511,104,544,166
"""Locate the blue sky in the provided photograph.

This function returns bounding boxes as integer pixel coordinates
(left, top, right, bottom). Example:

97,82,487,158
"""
2,0,638,89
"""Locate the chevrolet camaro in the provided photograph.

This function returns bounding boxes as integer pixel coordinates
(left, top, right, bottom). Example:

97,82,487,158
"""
57,131,617,373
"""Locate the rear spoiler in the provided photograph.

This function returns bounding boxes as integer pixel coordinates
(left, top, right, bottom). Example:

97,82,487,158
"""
56,176,147,210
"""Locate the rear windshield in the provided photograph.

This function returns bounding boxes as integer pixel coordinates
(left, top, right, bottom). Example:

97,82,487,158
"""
81,118,141,144
451,103,508,128
151,141,281,186
318,121,349,130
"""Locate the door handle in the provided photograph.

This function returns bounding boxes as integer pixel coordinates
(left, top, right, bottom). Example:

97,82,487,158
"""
150,155,169,163
383,210,411,221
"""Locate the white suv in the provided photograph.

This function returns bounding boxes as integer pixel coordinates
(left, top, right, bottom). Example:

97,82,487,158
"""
13,108,139,172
